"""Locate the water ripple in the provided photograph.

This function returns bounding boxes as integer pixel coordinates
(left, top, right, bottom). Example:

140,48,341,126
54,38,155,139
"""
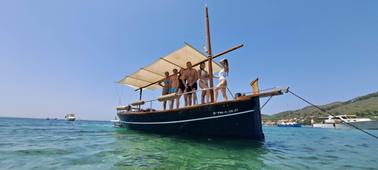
0,118,377,169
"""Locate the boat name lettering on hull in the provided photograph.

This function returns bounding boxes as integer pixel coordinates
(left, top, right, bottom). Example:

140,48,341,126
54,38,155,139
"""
212,108,239,115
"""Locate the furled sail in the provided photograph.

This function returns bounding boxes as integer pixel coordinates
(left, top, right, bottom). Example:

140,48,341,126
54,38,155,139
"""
118,43,222,90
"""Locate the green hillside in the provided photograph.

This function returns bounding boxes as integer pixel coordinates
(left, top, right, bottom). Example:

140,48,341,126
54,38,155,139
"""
263,91,378,124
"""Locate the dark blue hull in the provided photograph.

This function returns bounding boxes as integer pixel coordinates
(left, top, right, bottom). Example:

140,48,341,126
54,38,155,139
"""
117,96,264,140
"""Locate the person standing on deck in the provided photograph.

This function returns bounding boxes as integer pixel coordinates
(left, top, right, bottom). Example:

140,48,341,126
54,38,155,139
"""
170,69,180,109
177,68,187,107
159,71,170,110
198,62,210,104
215,59,229,102
183,61,198,106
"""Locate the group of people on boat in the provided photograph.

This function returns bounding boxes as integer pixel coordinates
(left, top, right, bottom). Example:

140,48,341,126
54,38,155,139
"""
160,59,229,110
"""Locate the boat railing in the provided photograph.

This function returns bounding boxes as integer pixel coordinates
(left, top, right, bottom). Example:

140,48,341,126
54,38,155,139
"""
117,86,289,113
143,86,219,112
117,87,221,113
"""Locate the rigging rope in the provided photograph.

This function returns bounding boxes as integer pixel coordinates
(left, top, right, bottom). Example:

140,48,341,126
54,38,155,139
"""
260,96,273,110
288,90,378,140
227,87,234,99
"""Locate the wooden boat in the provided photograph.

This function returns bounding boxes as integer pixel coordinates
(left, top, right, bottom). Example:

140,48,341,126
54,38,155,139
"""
117,88,287,140
115,6,288,140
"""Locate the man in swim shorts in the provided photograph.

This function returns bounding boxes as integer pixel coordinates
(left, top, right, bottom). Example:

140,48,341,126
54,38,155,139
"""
169,68,179,109
183,61,198,106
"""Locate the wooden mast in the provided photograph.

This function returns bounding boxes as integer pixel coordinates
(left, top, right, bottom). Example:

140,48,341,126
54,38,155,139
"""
205,5,215,103
133,6,244,91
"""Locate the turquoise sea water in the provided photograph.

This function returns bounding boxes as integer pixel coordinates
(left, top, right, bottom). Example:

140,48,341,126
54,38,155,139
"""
0,117,377,170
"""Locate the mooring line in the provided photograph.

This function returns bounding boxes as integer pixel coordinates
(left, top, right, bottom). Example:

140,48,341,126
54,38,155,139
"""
288,90,378,140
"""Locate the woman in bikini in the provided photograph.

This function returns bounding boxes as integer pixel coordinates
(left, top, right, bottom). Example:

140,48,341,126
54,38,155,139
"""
215,59,229,102
160,71,170,110
198,62,210,104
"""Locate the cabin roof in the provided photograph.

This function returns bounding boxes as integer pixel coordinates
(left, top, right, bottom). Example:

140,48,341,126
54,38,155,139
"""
118,43,222,90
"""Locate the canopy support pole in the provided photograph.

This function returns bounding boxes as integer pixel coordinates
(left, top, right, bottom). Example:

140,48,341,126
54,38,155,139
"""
139,88,143,101
141,68,165,77
138,88,143,109
160,57,184,69
205,5,215,103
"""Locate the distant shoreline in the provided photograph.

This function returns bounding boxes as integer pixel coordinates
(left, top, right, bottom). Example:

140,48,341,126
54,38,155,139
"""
263,91,378,124
0,116,109,122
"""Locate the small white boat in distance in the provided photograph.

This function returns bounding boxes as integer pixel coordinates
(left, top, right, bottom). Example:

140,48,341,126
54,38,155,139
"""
277,120,302,127
65,113,76,121
312,115,378,130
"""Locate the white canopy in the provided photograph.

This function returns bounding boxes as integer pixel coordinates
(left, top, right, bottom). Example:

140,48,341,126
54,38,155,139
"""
118,43,222,90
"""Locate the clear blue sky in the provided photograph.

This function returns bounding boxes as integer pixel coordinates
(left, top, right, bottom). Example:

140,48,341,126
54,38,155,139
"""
1,0,377,120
